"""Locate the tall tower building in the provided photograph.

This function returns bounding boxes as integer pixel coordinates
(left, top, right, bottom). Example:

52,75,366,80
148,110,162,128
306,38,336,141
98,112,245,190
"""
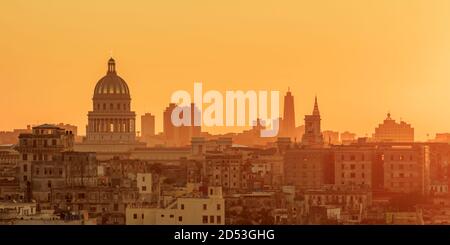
281,88,296,138
301,96,324,147
141,113,155,138
163,103,177,142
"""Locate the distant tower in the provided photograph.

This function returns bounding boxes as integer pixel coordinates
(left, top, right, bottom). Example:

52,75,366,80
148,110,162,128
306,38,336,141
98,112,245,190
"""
141,113,155,138
281,87,296,138
301,96,324,147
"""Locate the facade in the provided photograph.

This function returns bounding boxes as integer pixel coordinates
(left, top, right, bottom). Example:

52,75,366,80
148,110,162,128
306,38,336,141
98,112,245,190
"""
126,186,225,225
381,144,430,194
205,153,251,194
16,124,74,194
284,148,334,190
334,146,377,187
373,113,414,142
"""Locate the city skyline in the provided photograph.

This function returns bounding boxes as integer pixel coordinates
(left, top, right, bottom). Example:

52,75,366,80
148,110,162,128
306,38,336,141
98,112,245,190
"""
4,1,450,230
2,1,450,140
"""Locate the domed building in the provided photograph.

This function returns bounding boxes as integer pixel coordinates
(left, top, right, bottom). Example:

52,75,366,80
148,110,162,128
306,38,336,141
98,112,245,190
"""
76,58,144,156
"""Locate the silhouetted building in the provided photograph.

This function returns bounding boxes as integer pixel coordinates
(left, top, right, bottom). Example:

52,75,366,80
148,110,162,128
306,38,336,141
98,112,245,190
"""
280,88,296,139
141,113,155,138
76,58,144,156
301,97,324,147
373,113,414,142
322,130,339,145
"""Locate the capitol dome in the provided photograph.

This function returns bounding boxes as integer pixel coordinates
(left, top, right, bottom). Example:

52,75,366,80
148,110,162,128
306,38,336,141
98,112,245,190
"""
93,58,130,99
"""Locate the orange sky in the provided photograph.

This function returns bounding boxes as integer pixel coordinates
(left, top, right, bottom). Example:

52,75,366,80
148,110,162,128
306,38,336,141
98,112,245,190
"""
1,0,450,140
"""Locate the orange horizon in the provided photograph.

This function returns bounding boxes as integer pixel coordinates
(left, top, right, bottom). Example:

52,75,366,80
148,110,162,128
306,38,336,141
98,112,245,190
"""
1,1,450,141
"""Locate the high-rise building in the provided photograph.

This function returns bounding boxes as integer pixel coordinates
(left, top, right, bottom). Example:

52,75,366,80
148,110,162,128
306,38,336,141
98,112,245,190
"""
281,88,296,139
373,113,414,142
163,103,201,146
301,96,324,147
141,113,155,138
163,103,177,143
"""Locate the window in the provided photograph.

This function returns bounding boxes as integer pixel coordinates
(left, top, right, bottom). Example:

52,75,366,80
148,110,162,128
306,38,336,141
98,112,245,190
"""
52,139,57,146
170,214,174,218
350,173,356,178
23,164,28,172
210,189,213,195
210,216,215,223
48,180,52,188
217,216,222,224
142,214,144,219
203,204,207,210
114,203,119,211
217,204,221,210
181,204,184,210
350,164,355,170
36,168,40,175
350,155,355,161
179,216,183,222
142,186,147,191
202,216,208,224
142,176,145,181
133,214,137,219
22,154,27,161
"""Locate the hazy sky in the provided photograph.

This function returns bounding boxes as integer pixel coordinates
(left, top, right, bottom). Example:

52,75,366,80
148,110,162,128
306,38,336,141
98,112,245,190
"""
1,0,450,140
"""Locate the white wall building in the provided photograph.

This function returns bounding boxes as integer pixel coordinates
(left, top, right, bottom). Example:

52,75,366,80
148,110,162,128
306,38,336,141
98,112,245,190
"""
126,187,225,225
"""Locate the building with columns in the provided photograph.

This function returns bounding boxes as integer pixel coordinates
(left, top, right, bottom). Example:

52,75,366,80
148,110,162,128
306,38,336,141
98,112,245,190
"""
75,58,144,157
